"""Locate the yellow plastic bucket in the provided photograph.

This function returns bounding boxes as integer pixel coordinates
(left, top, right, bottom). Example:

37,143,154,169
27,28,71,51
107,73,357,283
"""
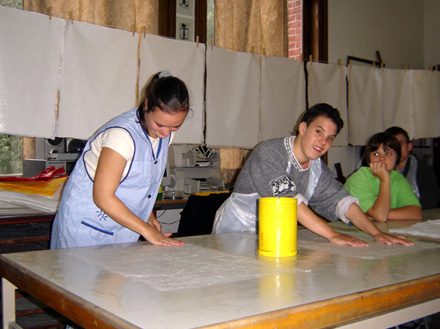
258,197,297,257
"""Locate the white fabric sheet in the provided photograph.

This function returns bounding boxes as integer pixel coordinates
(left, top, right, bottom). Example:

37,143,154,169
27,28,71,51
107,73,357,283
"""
57,21,138,140
2,5,439,146
0,191,59,213
139,34,205,144
390,220,440,240
76,242,301,292
261,57,306,140
381,68,414,137
347,65,383,145
307,62,348,146
0,6,64,138
299,228,438,260
206,47,260,148
411,70,440,139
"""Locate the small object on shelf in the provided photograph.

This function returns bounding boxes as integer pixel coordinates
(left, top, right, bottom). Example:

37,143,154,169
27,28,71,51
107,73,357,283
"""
195,161,211,167
157,185,163,200
163,190,184,200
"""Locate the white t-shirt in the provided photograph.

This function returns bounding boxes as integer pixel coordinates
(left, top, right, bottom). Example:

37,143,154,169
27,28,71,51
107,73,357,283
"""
84,128,166,179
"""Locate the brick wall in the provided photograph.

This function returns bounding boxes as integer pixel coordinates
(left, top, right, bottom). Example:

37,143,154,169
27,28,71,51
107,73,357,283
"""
287,0,302,60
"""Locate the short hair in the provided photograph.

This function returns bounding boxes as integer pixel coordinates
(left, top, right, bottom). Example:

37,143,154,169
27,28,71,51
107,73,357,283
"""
384,126,410,142
364,132,401,166
299,103,344,134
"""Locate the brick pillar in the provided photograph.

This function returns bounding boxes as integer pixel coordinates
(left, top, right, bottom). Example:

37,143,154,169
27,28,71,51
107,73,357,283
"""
287,0,302,60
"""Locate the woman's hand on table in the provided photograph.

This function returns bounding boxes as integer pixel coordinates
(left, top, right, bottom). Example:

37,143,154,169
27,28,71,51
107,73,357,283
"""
147,213,162,232
328,232,369,247
142,216,184,246
373,232,414,246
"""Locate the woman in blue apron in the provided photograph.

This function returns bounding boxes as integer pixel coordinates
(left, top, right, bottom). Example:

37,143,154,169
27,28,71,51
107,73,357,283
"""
51,71,189,248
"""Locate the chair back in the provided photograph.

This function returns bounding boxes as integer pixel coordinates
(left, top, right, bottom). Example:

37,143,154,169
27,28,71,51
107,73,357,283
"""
174,192,231,237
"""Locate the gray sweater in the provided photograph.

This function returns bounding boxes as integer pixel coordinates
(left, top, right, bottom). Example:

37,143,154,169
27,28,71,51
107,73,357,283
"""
234,137,350,221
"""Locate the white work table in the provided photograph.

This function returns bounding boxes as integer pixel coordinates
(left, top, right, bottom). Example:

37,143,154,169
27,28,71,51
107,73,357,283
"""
1,217,440,328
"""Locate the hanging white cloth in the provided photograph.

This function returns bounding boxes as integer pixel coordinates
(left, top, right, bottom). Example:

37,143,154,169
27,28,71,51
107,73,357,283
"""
307,62,348,146
139,34,205,144
0,6,64,138
206,47,260,148
57,21,138,139
381,68,414,137
261,56,306,140
412,69,440,139
347,65,383,145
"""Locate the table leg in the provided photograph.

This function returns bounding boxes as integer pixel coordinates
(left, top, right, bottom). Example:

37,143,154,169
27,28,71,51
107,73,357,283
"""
2,278,18,329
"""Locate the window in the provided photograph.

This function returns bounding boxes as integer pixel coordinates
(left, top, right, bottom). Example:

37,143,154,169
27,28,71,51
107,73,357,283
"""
0,134,23,175
206,0,214,45
0,1,24,175
159,0,209,44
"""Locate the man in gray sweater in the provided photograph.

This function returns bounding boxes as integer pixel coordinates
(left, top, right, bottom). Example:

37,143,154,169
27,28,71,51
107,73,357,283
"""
212,103,412,246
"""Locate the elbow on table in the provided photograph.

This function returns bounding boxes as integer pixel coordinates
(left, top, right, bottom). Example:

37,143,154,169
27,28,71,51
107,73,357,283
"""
374,214,388,222
366,209,388,222
413,207,423,220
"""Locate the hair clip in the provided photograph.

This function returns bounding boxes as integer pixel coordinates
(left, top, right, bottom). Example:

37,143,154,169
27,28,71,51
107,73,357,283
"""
159,70,171,78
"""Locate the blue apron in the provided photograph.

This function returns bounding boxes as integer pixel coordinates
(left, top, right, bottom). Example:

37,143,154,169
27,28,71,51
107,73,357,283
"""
51,109,170,248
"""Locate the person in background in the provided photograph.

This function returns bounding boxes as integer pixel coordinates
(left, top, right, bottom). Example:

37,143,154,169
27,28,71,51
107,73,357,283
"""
212,103,412,246
345,132,422,222
51,71,188,249
385,126,440,209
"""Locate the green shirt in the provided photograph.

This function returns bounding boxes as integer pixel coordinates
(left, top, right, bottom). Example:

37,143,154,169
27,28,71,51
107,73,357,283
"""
345,167,420,212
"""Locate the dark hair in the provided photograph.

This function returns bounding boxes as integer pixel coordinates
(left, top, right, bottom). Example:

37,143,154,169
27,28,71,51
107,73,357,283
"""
137,72,189,124
384,126,410,142
299,103,344,134
364,132,401,166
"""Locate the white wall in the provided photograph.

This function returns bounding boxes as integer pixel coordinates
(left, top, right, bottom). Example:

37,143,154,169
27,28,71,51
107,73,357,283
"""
326,0,438,177
328,0,425,69
424,0,440,69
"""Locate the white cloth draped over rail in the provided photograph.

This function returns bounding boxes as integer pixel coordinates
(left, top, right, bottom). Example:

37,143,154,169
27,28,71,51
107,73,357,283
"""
411,70,440,139
0,6,63,138
206,49,306,148
381,68,414,137
57,21,138,140
0,6,205,143
260,56,306,141
139,34,205,145
205,47,261,148
59,24,206,142
348,67,440,143
1,5,439,146
348,65,383,145
307,62,348,146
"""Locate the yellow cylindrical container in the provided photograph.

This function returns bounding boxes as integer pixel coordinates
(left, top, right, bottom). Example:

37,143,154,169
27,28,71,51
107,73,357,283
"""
258,197,297,257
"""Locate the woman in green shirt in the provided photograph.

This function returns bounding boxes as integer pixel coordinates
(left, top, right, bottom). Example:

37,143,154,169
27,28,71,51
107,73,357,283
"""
345,132,422,222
